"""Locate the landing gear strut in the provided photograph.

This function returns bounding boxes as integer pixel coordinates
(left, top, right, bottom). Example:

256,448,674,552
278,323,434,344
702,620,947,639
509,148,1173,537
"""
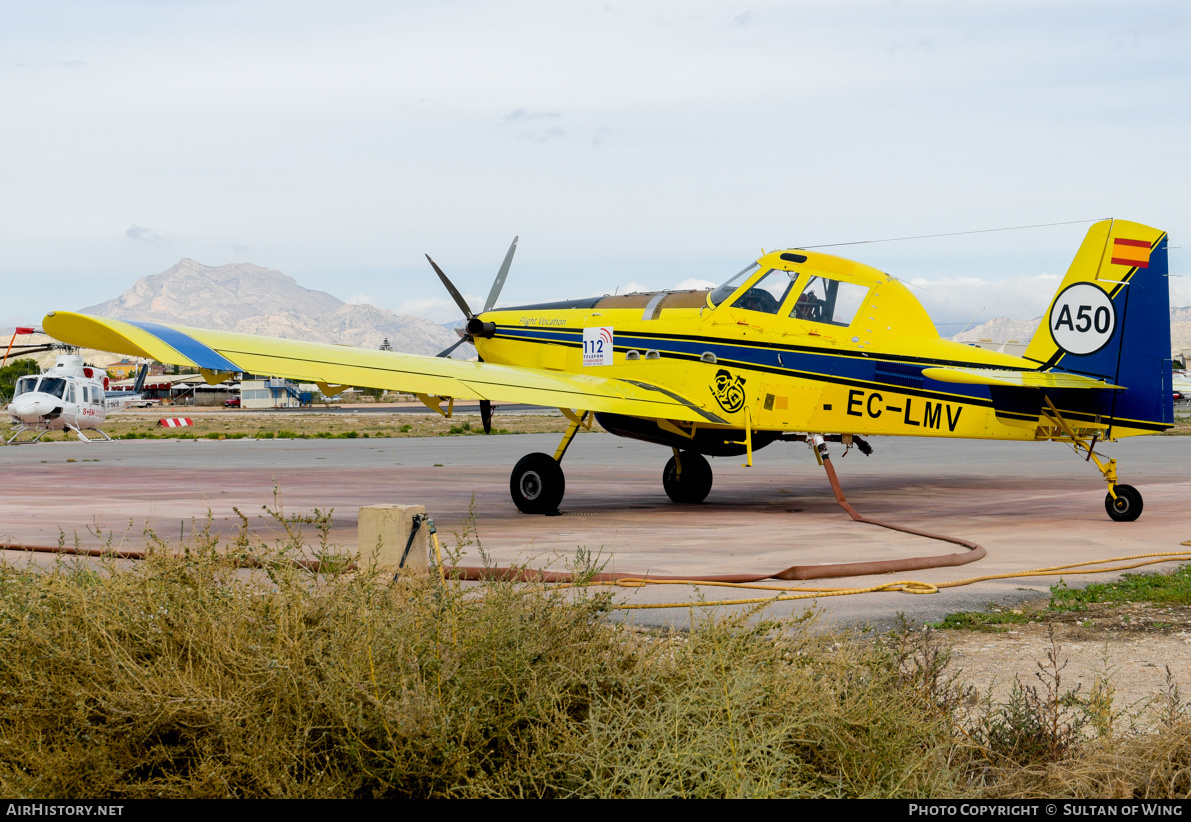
1041,397,1143,522
663,449,713,503
509,409,588,514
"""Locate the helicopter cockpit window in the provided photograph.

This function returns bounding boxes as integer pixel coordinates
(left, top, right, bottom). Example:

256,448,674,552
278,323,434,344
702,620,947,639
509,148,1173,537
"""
14,376,36,397
790,276,869,327
730,269,797,315
38,378,67,399
708,263,760,307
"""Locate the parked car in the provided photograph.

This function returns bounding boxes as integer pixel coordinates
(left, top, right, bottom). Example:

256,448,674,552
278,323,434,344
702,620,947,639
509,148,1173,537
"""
224,397,241,408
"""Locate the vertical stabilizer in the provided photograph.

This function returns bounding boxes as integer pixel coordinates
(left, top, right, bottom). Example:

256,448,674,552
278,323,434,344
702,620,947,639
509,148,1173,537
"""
1024,219,1171,429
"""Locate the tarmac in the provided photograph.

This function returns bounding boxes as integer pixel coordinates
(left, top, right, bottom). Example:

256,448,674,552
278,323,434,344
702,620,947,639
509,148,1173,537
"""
1,431,1189,630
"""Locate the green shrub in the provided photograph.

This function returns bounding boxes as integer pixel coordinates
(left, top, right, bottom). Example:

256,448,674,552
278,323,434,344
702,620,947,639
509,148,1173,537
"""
0,549,965,798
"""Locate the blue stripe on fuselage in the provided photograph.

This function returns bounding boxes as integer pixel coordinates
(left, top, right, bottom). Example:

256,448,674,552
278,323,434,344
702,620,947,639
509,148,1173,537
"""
494,326,998,406
122,321,241,373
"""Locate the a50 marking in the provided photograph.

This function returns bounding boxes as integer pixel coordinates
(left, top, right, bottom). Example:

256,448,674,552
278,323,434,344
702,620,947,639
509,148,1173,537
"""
1049,282,1115,356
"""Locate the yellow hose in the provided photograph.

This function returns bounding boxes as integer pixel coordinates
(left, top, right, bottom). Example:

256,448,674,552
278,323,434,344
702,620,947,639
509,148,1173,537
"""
574,550,1191,610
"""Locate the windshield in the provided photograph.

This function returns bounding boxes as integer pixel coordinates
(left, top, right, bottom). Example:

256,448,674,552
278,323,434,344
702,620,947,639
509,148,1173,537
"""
14,376,37,397
708,263,760,307
730,269,798,314
38,378,67,399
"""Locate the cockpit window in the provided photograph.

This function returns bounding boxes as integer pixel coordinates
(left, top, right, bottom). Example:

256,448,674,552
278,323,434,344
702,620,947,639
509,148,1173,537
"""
730,269,797,315
790,276,869,327
708,263,760,307
38,378,67,399
14,376,37,397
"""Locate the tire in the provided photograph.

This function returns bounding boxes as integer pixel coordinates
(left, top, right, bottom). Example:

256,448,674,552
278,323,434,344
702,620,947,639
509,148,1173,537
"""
1105,484,1143,522
510,452,565,514
662,451,713,504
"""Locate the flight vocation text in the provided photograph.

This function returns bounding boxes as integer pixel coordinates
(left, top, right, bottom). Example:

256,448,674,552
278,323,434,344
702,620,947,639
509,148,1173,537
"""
846,389,963,431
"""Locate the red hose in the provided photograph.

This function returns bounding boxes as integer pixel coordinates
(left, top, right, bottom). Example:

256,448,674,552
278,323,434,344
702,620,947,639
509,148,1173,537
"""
447,455,984,583
0,543,353,573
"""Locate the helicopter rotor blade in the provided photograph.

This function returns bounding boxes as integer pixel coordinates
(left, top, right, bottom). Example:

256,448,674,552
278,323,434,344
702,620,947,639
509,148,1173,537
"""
483,236,518,313
425,254,474,319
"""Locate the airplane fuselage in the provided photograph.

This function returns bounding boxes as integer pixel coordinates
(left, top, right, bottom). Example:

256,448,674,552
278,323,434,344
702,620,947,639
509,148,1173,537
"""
474,244,1169,455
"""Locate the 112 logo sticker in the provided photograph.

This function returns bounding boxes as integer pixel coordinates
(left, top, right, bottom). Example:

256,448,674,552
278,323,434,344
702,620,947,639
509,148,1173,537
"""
583,327,614,366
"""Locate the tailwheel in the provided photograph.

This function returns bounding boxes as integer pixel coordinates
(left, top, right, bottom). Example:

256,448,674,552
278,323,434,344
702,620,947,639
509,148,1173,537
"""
510,452,565,514
1105,484,1143,523
663,450,713,504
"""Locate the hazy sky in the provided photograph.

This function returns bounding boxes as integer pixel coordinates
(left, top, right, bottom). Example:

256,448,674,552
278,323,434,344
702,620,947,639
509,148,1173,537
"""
3,0,1189,330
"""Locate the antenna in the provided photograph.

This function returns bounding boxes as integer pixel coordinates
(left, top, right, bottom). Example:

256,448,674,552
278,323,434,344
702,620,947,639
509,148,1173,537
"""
955,307,987,338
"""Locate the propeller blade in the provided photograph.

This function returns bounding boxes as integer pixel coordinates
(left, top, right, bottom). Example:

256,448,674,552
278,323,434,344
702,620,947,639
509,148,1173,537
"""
425,254,474,319
436,337,469,358
483,236,518,313
480,399,493,434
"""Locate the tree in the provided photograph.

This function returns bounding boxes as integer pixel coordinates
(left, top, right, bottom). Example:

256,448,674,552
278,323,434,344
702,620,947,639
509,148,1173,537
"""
0,358,41,402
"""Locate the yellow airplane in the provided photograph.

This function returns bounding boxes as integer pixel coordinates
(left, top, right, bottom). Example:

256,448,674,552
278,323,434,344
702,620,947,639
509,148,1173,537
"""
42,218,1171,522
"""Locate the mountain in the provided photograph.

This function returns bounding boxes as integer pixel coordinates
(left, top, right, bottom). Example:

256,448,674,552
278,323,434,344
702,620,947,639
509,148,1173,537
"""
953,308,1191,357
79,259,468,358
952,317,1041,345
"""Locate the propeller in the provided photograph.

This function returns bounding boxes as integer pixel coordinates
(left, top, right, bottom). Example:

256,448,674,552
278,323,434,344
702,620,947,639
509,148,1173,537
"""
429,237,519,433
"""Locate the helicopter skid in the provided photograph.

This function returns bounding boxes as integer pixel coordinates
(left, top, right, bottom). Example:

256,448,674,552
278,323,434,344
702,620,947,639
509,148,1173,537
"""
65,423,113,443
4,425,51,445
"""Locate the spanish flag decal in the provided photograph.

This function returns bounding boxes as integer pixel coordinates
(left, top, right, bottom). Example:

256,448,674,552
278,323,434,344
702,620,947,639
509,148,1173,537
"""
1111,237,1151,269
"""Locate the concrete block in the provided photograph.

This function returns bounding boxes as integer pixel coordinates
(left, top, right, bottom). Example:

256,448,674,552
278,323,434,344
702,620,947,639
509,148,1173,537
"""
358,504,429,570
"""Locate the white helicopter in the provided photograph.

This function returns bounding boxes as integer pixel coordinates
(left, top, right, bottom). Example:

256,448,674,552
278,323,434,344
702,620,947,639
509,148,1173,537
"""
5,353,149,443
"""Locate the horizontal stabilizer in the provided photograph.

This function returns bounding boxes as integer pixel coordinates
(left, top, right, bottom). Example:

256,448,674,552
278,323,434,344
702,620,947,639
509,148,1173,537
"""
921,367,1123,390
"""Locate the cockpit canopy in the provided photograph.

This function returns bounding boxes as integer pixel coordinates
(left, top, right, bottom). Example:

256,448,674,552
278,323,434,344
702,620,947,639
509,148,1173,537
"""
709,260,871,328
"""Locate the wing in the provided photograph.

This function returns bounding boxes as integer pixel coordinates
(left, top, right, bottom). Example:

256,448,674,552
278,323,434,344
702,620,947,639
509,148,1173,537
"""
921,366,1123,390
42,312,727,424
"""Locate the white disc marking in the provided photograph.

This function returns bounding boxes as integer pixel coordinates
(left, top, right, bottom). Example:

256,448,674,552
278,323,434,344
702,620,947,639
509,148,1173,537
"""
1049,282,1115,356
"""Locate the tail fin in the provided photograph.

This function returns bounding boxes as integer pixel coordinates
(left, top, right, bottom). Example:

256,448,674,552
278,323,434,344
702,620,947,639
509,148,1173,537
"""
1023,219,1171,430
132,362,149,394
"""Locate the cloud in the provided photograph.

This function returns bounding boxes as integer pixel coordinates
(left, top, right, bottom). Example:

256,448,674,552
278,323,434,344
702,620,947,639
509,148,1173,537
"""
674,278,716,290
394,295,479,323
347,293,378,306
899,273,1062,325
501,107,562,122
733,11,753,27
501,107,565,142
125,224,164,246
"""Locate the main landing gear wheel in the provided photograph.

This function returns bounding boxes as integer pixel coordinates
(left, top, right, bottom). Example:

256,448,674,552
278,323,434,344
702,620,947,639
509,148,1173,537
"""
663,451,713,504
1105,484,1143,522
510,452,565,514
